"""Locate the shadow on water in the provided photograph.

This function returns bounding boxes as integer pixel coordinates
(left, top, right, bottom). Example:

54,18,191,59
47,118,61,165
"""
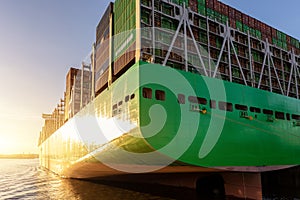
67,174,245,200
262,166,300,200
79,179,200,200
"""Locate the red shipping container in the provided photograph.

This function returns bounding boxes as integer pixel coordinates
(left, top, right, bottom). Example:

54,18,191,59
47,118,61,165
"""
286,35,291,44
249,17,255,27
242,14,249,25
229,7,235,18
229,18,236,29
255,20,260,30
206,0,214,9
255,19,261,31
266,25,272,36
271,28,277,39
256,20,263,31
222,4,229,16
235,10,242,21
261,23,266,34
189,0,198,12
213,0,221,12
268,35,272,43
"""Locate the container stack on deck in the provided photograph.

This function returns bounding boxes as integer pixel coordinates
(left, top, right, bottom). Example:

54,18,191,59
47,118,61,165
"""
95,3,113,94
137,0,300,99
113,0,137,77
94,0,300,98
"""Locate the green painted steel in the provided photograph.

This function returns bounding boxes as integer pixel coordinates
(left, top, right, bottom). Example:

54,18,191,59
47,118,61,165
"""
138,61,300,167
39,61,300,176
114,0,136,61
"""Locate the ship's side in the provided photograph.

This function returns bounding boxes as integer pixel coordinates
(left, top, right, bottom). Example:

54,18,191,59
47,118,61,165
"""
138,62,300,170
39,61,300,178
38,0,300,180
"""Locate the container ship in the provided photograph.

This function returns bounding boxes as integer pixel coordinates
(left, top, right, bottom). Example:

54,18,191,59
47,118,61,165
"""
38,0,300,198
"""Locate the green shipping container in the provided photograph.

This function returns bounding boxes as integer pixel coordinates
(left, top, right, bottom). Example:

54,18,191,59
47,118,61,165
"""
272,38,277,46
161,17,176,30
256,30,262,39
277,40,283,48
114,0,136,60
236,21,243,31
162,3,173,15
198,4,206,16
221,15,228,25
179,0,189,6
141,0,150,7
198,0,205,5
277,30,287,42
243,24,249,33
215,12,222,22
282,43,287,50
199,18,207,29
206,8,215,20
172,0,180,4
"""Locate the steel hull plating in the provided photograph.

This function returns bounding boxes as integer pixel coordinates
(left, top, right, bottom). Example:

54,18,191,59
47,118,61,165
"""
39,62,300,178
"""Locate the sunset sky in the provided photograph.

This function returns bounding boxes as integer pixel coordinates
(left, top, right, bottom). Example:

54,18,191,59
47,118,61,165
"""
0,0,299,154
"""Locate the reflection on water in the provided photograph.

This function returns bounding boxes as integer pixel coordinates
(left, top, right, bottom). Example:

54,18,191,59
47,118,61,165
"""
0,159,196,200
1,159,300,200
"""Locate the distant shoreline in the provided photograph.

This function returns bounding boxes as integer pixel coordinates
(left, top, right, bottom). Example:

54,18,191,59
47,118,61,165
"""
0,154,39,159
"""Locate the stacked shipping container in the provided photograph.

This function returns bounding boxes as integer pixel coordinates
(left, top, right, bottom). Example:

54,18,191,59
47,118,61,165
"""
139,0,300,98
170,0,300,51
95,3,113,93
113,0,137,77
64,68,80,121
93,0,300,98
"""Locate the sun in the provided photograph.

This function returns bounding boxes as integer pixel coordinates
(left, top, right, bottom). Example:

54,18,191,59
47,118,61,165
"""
0,138,17,154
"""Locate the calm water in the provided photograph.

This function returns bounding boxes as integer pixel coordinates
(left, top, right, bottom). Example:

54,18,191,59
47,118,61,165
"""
1,159,300,200
0,159,198,200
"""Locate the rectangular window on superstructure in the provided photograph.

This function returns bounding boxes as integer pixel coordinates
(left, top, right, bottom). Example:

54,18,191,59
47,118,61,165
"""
112,104,117,110
250,107,261,113
155,90,165,101
177,94,185,104
275,111,285,120
210,100,216,109
292,114,300,120
188,96,207,105
235,104,248,111
286,113,291,121
218,101,233,112
142,88,152,99
263,109,273,115
118,101,123,106
130,94,135,100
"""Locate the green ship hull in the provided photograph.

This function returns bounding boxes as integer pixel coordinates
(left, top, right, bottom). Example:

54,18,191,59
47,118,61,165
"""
39,61,300,177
